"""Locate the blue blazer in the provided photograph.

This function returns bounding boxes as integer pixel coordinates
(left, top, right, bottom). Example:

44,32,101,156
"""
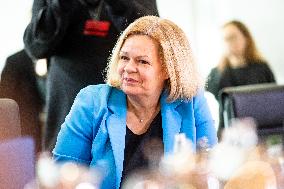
53,84,217,189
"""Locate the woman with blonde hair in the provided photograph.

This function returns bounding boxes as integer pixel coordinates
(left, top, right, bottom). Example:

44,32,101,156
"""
206,20,275,99
53,16,217,189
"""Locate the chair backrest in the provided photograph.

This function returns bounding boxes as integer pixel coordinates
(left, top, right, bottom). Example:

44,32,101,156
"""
0,137,35,189
0,98,21,140
219,84,284,138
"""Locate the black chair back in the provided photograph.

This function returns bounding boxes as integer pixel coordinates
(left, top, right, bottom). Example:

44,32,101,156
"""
219,84,284,138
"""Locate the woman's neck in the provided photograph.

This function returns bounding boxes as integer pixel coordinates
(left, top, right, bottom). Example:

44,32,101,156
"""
127,95,160,116
228,55,246,68
126,94,161,128
126,94,161,135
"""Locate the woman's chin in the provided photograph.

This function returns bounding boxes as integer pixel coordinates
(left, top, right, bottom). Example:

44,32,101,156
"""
122,86,141,96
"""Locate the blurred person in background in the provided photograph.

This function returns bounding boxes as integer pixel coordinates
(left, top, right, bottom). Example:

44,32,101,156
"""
23,0,159,151
206,20,275,100
53,16,217,189
0,49,46,153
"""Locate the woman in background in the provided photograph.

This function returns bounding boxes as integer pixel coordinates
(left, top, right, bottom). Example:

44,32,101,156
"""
206,20,275,99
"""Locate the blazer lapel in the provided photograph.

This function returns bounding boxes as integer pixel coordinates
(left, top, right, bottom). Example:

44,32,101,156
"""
107,88,127,188
160,92,182,154
106,88,183,187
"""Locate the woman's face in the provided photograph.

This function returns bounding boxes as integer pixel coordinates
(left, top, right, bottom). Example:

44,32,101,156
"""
117,35,168,98
223,24,247,57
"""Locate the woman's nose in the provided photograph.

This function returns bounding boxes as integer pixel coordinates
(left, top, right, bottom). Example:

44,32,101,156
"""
124,59,137,73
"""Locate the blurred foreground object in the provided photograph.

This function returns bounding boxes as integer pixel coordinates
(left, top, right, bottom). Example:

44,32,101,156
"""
210,118,284,188
123,134,219,189
0,137,35,189
224,161,277,189
209,118,258,181
123,119,283,188
26,120,284,189
25,153,103,189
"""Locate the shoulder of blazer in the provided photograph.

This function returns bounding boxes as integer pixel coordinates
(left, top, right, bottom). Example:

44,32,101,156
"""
81,84,113,102
75,84,113,116
79,84,126,115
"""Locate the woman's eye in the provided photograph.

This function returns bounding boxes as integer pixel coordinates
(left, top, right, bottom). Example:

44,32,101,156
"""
139,60,149,64
120,55,129,60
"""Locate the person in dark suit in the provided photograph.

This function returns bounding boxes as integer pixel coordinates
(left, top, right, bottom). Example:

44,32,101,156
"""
0,49,45,153
23,0,159,151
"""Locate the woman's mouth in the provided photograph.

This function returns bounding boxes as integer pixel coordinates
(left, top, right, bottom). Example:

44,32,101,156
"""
123,77,138,84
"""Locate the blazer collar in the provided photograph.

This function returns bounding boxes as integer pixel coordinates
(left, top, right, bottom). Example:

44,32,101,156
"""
160,90,183,154
107,88,127,188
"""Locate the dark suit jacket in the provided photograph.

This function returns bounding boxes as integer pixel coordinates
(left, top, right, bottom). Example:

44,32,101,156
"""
0,49,44,152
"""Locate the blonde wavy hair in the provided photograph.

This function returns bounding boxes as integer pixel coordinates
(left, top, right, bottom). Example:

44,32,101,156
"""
105,16,202,101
